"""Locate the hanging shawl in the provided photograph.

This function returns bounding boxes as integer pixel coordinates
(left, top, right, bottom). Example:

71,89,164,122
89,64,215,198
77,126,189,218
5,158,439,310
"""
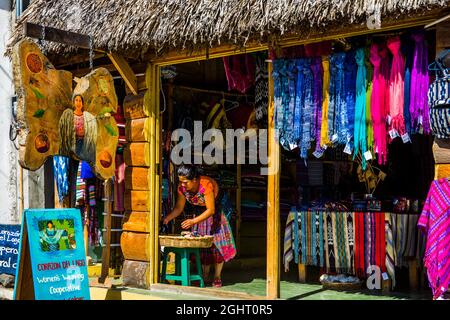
344,50,357,148
365,46,374,152
254,55,269,127
311,57,324,152
410,31,431,134
330,53,348,144
272,60,284,142
354,48,368,170
300,58,314,159
370,43,389,165
285,60,298,149
280,61,291,149
53,156,69,203
402,33,415,135
320,57,331,146
293,59,305,147
387,36,406,138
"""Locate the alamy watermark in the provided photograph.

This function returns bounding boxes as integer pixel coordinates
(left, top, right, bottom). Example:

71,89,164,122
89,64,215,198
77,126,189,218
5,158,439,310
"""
170,121,279,175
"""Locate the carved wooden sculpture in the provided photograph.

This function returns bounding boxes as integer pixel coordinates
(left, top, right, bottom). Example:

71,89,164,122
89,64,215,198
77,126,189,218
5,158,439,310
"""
13,39,118,179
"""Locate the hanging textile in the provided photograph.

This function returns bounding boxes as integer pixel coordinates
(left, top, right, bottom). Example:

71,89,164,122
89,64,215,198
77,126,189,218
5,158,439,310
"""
354,48,368,170
273,60,284,142
402,33,415,135
254,55,269,127
385,213,396,288
370,43,389,165
365,46,374,152
344,50,357,147
283,209,296,271
75,161,86,205
297,210,325,267
80,161,95,179
387,36,406,139
410,31,430,134
418,179,450,299
293,59,305,148
53,155,69,203
114,153,125,212
320,56,331,147
222,54,255,94
311,57,324,152
330,212,354,274
300,58,314,158
285,60,298,150
329,53,348,144
354,212,366,278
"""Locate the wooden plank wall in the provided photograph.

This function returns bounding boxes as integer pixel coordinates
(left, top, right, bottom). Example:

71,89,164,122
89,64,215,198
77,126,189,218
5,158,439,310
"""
120,88,152,289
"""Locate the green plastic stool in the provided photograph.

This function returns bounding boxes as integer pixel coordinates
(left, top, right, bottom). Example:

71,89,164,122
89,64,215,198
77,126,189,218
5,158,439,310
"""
161,247,204,287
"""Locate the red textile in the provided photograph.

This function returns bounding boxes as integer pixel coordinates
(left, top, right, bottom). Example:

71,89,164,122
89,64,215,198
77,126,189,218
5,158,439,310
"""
354,212,366,278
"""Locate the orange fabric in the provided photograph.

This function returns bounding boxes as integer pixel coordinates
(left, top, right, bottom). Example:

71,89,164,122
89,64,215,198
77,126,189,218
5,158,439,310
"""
177,176,219,206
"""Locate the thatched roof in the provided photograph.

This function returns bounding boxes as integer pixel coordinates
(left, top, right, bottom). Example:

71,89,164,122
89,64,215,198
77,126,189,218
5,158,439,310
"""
7,0,450,59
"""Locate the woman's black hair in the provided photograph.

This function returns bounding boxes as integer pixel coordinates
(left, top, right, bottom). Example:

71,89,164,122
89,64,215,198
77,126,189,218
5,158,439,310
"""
73,94,84,105
177,164,200,180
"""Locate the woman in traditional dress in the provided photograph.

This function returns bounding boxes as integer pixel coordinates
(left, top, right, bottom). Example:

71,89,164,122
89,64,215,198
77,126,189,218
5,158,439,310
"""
59,94,97,164
39,221,70,252
163,164,237,287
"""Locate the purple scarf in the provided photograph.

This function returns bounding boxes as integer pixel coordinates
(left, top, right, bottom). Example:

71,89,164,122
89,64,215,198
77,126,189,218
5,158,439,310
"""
311,58,323,151
409,31,430,134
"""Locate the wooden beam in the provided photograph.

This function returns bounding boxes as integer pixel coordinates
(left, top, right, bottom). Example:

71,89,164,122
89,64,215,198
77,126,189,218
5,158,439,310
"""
150,12,443,67
24,22,104,52
71,63,117,78
107,52,138,95
266,60,281,300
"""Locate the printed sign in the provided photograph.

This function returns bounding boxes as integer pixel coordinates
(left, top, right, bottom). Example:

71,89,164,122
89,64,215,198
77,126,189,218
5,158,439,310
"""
0,225,20,275
14,209,90,300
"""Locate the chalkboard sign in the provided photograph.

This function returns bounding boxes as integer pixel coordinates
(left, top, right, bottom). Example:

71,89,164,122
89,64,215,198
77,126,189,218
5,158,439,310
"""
14,209,90,300
0,225,20,275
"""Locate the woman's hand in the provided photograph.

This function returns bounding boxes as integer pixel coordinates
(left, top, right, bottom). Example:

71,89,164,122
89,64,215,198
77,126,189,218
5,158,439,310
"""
162,216,171,225
181,219,195,229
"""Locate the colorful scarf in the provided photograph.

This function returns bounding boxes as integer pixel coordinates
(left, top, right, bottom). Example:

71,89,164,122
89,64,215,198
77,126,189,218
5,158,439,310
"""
283,209,296,271
418,179,450,299
365,46,374,152
387,36,406,138
53,156,69,203
385,213,396,287
410,31,430,134
331,212,354,274
344,50,357,147
354,48,368,169
311,57,324,152
370,43,389,165
320,57,331,147
293,59,305,147
402,33,415,135
300,58,314,158
354,212,366,278
330,53,348,144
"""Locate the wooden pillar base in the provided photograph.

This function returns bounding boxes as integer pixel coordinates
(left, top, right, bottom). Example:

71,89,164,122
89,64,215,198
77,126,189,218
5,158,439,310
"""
298,264,307,283
409,259,419,291
382,279,392,294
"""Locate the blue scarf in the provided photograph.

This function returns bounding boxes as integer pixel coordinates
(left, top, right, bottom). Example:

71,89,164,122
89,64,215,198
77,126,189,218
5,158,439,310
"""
354,48,368,169
53,156,69,203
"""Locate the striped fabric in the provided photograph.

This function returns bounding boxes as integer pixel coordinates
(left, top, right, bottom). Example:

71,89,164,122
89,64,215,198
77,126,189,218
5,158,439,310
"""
418,179,450,299
75,161,86,203
385,213,396,288
283,209,296,272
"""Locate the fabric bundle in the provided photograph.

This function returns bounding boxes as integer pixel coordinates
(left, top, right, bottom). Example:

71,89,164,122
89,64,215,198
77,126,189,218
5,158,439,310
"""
272,34,430,165
53,156,69,203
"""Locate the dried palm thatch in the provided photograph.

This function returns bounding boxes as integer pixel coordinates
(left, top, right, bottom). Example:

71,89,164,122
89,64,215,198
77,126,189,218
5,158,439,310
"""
7,0,449,59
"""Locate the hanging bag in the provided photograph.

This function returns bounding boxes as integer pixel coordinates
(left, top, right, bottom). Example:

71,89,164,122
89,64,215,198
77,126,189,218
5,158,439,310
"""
429,50,450,138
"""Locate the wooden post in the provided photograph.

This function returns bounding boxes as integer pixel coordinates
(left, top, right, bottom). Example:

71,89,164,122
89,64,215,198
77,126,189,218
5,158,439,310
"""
266,60,281,299
236,164,241,257
146,63,157,286
154,66,162,284
99,179,113,283
298,264,307,283
408,259,419,291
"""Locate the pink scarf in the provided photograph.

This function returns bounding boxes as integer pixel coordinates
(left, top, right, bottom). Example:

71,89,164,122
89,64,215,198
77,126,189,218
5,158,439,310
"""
370,43,388,165
387,36,406,138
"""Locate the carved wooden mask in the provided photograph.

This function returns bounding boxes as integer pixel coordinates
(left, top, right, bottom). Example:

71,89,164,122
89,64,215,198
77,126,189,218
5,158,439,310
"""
13,39,119,179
